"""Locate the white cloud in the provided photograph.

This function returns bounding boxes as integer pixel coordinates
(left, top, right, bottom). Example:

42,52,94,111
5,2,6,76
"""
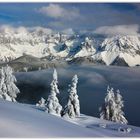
48,21,65,29
93,24,140,36
0,25,28,34
61,28,74,35
0,25,15,34
38,4,80,21
16,26,29,34
0,25,53,35
29,26,53,35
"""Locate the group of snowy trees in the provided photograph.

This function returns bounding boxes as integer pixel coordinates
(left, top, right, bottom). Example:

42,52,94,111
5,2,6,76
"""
36,69,80,119
99,86,128,124
0,65,128,124
0,65,20,102
36,69,128,124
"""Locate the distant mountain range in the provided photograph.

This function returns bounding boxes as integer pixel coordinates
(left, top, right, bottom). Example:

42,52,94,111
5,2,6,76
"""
0,29,140,68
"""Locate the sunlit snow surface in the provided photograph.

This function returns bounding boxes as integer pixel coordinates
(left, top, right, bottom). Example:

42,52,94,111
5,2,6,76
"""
0,99,97,137
0,99,140,137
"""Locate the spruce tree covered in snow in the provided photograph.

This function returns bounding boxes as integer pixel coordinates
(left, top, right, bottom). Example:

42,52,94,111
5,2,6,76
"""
62,75,80,118
99,86,128,124
113,90,128,124
0,65,20,102
62,99,76,118
45,69,62,116
36,97,46,108
0,67,11,101
99,86,115,121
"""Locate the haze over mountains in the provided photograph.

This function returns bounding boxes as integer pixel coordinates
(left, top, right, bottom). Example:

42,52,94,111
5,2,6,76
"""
0,25,140,69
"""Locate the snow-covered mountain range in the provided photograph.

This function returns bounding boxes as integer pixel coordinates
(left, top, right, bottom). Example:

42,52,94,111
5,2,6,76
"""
0,28,140,67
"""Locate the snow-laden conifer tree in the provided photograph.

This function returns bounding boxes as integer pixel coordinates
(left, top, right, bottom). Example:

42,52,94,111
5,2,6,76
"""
99,86,116,121
62,99,76,118
45,69,62,116
100,86,128,124
0,68,11,101
62,75,80,118
113,90,128,124
0,65,20,102
36,97,46,108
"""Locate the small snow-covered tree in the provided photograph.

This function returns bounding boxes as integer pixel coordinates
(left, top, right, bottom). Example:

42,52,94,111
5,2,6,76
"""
99,86,116,121
0,65,20,102
62,99,76,118
36,97,46,108
100,86,128,124
62,75,80,118
113,90,128,124
45,69,62,116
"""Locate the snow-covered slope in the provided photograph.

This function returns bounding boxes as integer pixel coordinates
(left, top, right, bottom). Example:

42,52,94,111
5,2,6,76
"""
0,30,96,62
92,35,140,66
0,99,140,137
0,99,100,137
0,28,140,66
67,114,140,137
72,37,96,58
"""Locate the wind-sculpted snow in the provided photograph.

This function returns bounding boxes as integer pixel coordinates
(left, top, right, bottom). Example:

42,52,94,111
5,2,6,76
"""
15,65,140,127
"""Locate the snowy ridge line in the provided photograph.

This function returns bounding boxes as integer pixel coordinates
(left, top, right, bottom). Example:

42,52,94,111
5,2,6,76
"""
0,30,140,66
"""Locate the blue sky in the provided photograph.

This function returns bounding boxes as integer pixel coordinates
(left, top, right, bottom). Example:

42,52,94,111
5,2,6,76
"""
0,3,140,31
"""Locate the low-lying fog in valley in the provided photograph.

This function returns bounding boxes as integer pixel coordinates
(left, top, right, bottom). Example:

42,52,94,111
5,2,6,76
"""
15,65,140,127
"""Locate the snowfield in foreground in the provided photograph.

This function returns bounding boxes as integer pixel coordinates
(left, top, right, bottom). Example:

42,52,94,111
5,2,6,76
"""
0,99,140,137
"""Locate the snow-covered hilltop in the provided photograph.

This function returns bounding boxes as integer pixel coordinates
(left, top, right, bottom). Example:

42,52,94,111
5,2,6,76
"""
0,26,140,67
0,99,140,137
